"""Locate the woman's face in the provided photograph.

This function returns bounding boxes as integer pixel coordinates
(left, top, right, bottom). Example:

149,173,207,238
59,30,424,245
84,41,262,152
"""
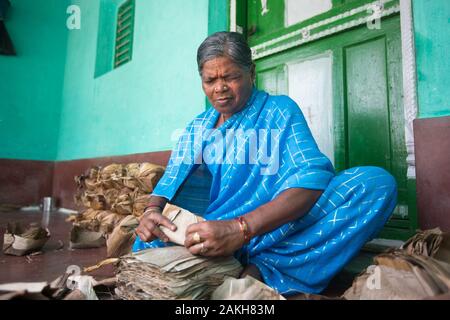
201,56,255,116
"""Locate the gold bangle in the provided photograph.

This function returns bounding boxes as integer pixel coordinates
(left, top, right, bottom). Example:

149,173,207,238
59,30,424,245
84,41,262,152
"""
235,216,251,244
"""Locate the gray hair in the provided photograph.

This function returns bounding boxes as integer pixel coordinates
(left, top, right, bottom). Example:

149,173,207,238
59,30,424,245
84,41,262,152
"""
197,32,253,75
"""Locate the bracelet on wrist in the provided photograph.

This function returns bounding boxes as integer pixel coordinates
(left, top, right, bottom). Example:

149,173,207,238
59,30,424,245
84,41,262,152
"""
235,216,251,244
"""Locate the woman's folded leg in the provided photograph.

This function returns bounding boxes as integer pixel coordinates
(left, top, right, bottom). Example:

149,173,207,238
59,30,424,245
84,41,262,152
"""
248,166,398,295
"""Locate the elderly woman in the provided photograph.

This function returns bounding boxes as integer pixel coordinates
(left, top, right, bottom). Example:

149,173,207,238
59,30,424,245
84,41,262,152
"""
133,32,397,295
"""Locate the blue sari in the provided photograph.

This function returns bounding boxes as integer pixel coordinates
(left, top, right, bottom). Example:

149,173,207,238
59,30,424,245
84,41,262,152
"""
133,88,397,295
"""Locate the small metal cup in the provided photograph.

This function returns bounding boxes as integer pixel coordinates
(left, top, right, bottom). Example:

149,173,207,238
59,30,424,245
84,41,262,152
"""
41,197,53,228
43,197,53,212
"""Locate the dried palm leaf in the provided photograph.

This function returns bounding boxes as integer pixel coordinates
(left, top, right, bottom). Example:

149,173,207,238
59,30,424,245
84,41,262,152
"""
101,164,125,189
3,222,50,256
99,212,125,233
125,163,140,177
123,163,140,188
107,215,139,258
70,225,105,249
111,193,133,215
401,228,444,257
84,178,100,191
136,163,164,192
80,208,101,221
132,194,151,217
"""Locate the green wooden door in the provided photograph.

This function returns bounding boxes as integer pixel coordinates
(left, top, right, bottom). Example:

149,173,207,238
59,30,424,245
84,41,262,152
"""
242,0,416,240
346,37,392,171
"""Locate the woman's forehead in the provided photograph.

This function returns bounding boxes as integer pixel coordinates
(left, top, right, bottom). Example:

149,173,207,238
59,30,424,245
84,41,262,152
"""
202,56,242,74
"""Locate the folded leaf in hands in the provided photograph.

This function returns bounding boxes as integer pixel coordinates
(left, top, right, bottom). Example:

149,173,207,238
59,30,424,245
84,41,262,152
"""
159,204,204,245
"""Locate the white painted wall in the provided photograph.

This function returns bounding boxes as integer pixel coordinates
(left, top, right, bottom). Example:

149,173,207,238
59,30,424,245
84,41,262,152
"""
285,0,332,26
287,53,334,163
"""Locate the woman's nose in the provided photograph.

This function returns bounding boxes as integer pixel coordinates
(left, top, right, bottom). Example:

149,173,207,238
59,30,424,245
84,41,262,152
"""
214,81,229,93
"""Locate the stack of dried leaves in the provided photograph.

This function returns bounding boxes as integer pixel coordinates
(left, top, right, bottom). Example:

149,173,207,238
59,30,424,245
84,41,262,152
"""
401,227,450,259
344,228,450,300
116,246,243,300
67,163,164,250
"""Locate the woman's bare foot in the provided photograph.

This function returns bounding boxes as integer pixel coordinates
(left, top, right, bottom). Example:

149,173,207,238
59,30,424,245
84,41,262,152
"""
239,264,262,281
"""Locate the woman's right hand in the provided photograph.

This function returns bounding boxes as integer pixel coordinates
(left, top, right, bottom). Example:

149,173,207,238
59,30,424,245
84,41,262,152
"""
135,208,177,243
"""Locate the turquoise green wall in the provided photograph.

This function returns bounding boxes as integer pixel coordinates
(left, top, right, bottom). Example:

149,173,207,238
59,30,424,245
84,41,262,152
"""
95,0,122,78
0,0,229,161
413,0,450,118
0,0,68,160
205,0,229,109
208,0,229,35
57,0,209,160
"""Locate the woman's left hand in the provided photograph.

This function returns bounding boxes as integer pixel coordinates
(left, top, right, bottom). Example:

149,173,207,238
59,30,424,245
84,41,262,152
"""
184,220,244,257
